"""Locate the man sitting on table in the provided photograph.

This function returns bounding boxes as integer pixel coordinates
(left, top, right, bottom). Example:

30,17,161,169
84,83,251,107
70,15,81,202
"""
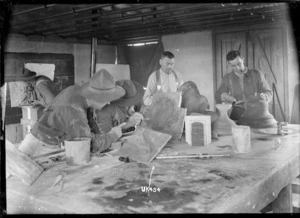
88,79,145,136
18,69,126,157
215,50,273,121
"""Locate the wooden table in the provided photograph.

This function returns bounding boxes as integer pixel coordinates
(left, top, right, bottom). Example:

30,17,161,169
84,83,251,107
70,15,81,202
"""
6,124,300,213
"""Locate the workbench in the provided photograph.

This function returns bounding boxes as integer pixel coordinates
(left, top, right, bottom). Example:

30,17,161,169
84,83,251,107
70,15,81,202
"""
6,124,300,213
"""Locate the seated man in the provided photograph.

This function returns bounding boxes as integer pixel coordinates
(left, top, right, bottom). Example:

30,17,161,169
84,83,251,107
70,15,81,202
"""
178,81,219,139
18,69,126,157
215,50,272,121
88,80,145,136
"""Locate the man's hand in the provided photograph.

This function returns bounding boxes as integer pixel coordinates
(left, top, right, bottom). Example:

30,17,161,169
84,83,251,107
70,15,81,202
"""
259,93,267,101
111,122,126,138
128,112,144,126
220,93,236,103
31,99,44,106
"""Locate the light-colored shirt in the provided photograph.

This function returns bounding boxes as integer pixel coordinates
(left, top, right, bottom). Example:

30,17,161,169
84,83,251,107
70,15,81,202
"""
143,69,184,105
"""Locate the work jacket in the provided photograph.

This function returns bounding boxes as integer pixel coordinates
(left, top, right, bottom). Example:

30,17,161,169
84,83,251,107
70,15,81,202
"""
215,68,273,103
88,104,129,134
31,85,118,153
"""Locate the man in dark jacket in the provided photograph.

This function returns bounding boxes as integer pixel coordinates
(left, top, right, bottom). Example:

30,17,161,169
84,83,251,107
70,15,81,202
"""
215,50,272,120
18,69,126,157
88,80,145,135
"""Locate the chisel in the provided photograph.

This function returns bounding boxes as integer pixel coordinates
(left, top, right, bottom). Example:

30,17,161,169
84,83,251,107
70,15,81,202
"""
31,149,66,161
155,153,230,160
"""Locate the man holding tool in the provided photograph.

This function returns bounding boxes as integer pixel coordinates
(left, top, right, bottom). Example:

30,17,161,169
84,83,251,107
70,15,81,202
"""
18,69,126,157
215,50,273,121
88,79,145,135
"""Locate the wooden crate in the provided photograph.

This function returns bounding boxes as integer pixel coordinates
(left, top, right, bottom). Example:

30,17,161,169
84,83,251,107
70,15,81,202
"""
185,114,211,146
5,124,23,143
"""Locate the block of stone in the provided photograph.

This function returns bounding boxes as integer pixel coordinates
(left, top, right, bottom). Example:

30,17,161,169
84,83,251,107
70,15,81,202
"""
6,140,44,185
142,92,186,140
237,100,277,128
115,127,171,164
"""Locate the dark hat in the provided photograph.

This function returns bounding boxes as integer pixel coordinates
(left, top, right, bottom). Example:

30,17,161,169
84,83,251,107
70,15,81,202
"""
78,69,125,102
111,80,144,107
5,68,37,82
226,50,241,61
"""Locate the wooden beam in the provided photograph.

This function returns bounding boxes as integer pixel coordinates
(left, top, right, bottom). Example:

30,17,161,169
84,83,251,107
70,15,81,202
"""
90,37,97,77
6,140,44,185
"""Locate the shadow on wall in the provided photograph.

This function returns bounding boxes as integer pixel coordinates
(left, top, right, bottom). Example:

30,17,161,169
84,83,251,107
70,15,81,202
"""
291,84,300,124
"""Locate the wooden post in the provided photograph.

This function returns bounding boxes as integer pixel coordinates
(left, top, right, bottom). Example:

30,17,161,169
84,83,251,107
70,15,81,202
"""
1,83,7,132
6,140,44,185
90,37,97,77
64,138,91,166
115,45,118,64
272,184,293,213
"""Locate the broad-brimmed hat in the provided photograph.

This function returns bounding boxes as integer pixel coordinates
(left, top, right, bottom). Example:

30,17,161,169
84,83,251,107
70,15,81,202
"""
111,80,144,107
78,69,125,102
5,68,37,82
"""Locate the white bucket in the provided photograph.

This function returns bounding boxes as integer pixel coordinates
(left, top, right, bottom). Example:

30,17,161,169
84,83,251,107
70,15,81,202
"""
64,137,91,165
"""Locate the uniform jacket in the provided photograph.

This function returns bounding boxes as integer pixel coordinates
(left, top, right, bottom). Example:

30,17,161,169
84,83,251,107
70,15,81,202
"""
215,68,273,103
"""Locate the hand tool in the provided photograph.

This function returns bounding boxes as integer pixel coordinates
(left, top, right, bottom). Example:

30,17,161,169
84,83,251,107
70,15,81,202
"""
232,100,244,108
31,149,65,161
155,153,230,160
119,156,131,163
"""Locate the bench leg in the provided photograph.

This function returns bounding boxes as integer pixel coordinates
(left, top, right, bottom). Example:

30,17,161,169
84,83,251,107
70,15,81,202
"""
272,183,293,213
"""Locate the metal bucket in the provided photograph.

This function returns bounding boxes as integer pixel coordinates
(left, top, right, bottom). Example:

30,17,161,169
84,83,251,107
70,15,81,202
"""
64,137,91,166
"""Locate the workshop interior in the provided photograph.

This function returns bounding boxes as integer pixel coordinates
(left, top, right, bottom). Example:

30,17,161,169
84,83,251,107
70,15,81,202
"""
1,2,300,214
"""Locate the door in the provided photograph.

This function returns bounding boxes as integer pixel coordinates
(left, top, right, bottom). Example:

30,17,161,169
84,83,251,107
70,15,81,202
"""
248,28,286,122
215,31,247,90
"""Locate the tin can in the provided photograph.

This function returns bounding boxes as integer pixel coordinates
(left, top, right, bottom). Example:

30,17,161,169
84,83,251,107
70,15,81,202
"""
282,122,289,135
277,122,284,135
